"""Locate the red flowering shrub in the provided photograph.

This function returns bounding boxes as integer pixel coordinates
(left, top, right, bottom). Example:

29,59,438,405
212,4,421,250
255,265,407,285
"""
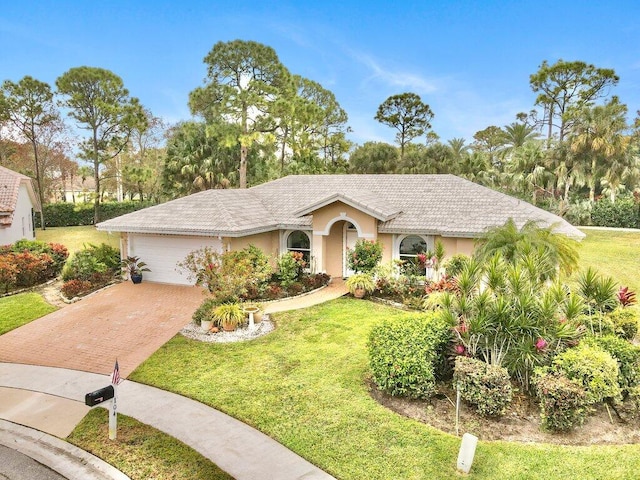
347,239,383,273
11,251,54,287
424,274,458,294
0,256,19,293
617,286,637,307
61,279,93,298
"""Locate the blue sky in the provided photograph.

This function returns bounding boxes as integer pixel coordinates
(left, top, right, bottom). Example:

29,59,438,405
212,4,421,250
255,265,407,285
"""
2,1,639,146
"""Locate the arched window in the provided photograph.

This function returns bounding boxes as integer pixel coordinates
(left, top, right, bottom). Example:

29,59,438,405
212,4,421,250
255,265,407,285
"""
399,235,428,263
287,230,311,263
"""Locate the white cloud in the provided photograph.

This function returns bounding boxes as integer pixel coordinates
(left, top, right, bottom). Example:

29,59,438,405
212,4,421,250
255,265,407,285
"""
348,50,439,95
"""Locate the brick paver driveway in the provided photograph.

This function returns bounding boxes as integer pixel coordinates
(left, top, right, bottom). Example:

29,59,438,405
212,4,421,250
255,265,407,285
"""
0,282,205,378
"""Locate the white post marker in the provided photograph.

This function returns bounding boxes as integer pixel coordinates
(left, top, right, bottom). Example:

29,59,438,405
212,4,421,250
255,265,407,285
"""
457,433,478,474
109,359,121,440
109,386,117,440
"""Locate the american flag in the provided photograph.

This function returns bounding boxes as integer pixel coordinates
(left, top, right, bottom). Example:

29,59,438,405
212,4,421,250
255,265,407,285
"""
111,359,121,385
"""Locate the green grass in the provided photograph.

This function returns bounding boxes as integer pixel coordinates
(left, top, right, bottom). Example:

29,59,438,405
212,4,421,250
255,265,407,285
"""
130,297,640,479
0,292,57,335
67,409,233,480
575,227,640,293
36,225,120,253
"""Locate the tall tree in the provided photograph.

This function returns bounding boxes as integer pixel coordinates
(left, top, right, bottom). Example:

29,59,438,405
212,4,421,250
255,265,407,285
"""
472,126,505,167
569,97,629,202
530,59,619,142
56,67,146,223
374,92,433,160
189,40,288,188
348,142,399,173
0,76,60,229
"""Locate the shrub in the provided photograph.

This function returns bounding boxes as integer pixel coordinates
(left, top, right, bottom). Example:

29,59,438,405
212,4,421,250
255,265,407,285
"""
61,279,93,298
579,312,615,337
192,297,220,326
35,201,155,227
533,370,587,431
12,251,54,286
443,254,470,277
0,256,19,293
277,251,305,288
453,356,513,416
348,239,383,273
62,243,119,292
590,196,640,228
552,343,621,404
368,313,451,399
585,335,640,396
607,308,639,340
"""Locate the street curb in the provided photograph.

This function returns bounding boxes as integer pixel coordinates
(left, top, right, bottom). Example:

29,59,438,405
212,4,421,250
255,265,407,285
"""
0,419,130,480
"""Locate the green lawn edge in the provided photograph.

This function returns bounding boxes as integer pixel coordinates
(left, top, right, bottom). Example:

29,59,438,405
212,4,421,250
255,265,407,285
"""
67,408,233,480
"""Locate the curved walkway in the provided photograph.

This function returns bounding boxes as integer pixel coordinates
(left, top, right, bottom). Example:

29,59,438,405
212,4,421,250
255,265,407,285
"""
0,363,334,480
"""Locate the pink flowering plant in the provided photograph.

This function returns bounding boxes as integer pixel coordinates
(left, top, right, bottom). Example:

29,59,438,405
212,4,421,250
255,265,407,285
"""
444,253,584,391
347,239,383,273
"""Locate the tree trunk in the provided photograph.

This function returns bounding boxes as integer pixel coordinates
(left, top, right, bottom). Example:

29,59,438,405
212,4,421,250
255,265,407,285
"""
589,156,597,203
239,144,248,189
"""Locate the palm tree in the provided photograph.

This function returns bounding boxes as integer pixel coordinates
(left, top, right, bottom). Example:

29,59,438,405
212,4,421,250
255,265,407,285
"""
569,98,629,202
473,219,579,278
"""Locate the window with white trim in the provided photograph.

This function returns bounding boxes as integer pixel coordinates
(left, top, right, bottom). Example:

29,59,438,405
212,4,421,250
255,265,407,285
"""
399,235,428,263
287,230,311,263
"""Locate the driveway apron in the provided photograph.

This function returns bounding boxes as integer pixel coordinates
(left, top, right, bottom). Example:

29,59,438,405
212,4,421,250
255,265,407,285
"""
0,282,205,378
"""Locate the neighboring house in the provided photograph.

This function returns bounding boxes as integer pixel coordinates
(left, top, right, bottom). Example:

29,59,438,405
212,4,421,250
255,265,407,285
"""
96,174,585,285
49,175,96,203
0,165,41,245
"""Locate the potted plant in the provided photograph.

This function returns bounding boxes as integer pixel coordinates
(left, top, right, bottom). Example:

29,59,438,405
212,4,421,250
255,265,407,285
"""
213,303,244,332
120,256,151,284
346,273,376,299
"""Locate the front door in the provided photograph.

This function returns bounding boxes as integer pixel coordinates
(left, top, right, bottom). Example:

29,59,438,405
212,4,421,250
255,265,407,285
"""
343,223,358,277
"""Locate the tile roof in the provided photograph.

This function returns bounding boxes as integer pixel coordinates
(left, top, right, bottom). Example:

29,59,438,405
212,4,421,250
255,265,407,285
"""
96,174,585,239
0,165,39,226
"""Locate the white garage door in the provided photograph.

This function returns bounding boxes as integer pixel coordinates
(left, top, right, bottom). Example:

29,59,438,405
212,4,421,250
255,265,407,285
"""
128,234,223,285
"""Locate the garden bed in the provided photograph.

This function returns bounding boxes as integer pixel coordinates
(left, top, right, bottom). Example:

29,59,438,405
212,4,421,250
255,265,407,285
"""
371,381,640,445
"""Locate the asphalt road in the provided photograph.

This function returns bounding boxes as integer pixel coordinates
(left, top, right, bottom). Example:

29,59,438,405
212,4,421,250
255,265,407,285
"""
0,444,66,480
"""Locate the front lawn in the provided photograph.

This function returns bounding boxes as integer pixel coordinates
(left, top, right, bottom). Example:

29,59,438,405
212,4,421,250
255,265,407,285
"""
130,297,640,479
67,409,233,480
36,225,120,253
576,227,640,293
0,292,57,335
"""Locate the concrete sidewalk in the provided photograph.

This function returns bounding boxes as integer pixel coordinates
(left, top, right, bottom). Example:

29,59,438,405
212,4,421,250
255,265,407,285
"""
0,363,335,480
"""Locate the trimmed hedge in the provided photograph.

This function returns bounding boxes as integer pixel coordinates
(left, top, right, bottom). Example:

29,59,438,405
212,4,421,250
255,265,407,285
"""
36,201,155,227
590,197,640,228
368,313,451,399
454,356,513,416
552,343,621,404
534,370,587,431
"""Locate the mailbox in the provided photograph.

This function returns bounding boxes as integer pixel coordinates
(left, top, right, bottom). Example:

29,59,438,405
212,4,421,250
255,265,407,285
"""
85,385,115,406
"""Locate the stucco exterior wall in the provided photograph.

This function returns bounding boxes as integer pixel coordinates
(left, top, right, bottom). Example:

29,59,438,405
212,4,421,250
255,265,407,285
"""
228,231,280,257
311,202,378,238
435,235,476,259
377,233,393,264
0,184,35,244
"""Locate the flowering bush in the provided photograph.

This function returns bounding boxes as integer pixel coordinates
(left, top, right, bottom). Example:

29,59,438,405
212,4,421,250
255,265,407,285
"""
0,256,19,293
617,286,637,307
347,239,383,273
277,251,306,288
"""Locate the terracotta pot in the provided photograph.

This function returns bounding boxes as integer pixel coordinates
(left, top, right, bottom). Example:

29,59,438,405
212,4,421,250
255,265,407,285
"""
254,310,263,323
354,288,365,299
222,321,237,332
